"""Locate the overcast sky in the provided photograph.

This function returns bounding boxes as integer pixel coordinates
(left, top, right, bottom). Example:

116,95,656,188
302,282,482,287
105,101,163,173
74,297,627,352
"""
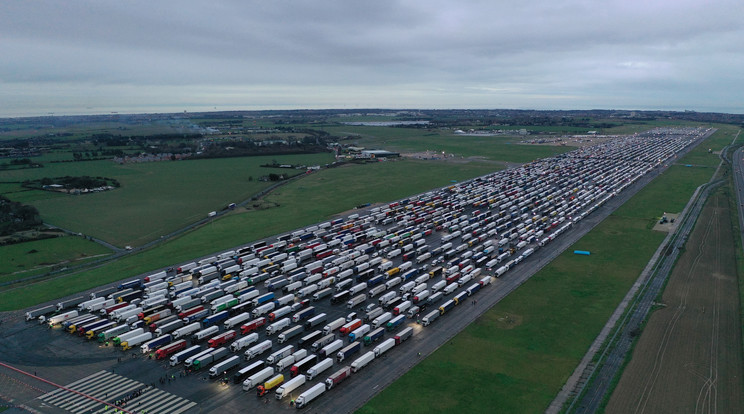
1,0,742,117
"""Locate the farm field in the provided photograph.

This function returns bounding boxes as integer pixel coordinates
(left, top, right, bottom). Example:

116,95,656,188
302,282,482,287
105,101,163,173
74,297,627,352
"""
0,158,501,310
605,190,743,413
0,236,111,284
358,158,718,412
0,153,334,247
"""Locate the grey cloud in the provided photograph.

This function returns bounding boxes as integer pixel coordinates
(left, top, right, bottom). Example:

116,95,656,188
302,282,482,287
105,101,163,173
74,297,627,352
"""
0,0,742,115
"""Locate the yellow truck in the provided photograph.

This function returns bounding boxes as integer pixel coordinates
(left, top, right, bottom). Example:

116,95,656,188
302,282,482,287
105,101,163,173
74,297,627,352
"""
256,374,284,397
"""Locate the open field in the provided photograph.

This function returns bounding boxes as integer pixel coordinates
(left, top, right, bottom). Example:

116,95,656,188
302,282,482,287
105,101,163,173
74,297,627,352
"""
0,158,501,310
602,119,707,135
0,236,111,284
322,125,572,162
605,189,743,413
0,153,334,247
676,124,741,167
0,120,188,141
359,155,716,413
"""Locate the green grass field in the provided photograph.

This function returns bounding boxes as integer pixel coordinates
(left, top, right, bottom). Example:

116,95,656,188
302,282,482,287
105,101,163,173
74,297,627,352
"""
0,153,334,247
358,139,717,414
324,125,572,163
0,236,111,285
0,158,502,310
675,125,740,167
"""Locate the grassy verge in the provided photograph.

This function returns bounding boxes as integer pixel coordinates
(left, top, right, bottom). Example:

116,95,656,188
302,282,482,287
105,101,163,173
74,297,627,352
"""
358,150,715,414
0,236,111,284
0,159,501,311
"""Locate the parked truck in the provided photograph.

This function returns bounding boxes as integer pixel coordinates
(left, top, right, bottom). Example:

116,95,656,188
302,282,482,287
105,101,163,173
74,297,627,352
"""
325,366,351,390
323,317,346,335
208,330,237,348
304,313,327,330
85,321,117,339
185,348,215,368
336,341,361,362
169,345,202,366
140,334,172,354
363,327,385,346
394,327,413,344
112,328,144,346
192,326,219,343
245,340,272,361
319,339,344,358
56,296,86,311
275,375,306,399
254,369,284,397
351,351,375,372
439,299,456,315
348,324,371,342
295,329,320,347
154,320,184,336
266,345,295,365
266,318,291,335
233,360,265,384
40,310,78,326
374,338,396,357
421,310,439,326
290,354,318,378
292,306,316,323
305,357,333,381
155,340,187,360
312,288,333,301
252,302,276,318
242,367,275,391
276,354,298,372
311,333,336,351
97,324,129,342
230,333,259,352
224,312,252,329
121,332,153,351
240,317,267,335
338,319,362,336
192,347,229,371
209,355,241,379
273,325,302,344
295,382,326,408
346,293,367,309
172,322,201,339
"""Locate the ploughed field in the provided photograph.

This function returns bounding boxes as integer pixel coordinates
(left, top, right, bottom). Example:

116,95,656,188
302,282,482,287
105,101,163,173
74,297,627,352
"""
606,191,744,414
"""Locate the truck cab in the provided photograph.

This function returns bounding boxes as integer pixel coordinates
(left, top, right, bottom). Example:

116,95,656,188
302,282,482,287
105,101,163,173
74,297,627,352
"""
346,312,357,322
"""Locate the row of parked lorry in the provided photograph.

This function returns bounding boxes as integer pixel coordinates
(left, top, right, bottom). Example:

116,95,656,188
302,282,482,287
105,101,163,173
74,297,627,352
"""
27,128,705,409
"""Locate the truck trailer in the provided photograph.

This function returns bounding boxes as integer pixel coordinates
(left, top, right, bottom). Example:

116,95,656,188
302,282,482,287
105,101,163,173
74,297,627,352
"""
295,383,326,409
325,366,351,390
275,375,306,399
209,355,241,379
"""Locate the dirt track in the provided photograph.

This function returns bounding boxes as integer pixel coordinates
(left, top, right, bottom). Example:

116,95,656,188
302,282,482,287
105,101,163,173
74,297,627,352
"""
606,191,743,414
